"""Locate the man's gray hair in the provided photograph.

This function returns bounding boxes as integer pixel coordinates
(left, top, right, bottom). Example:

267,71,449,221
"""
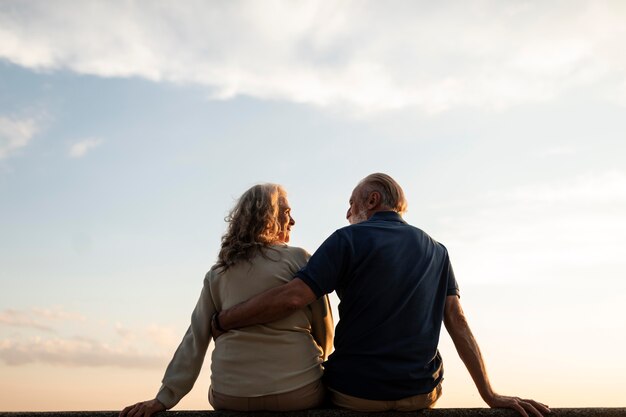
358,173,408,214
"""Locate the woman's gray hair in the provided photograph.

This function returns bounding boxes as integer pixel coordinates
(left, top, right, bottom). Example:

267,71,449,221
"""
216,183,286,270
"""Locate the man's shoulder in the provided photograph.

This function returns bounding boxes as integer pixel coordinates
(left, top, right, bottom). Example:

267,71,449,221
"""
323,219,446,249
334,218,422,239
399,223,450,255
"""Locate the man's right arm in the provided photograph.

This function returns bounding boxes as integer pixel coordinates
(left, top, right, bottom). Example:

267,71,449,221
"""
214,277,317,336
444,295,550,417
215,231,345,336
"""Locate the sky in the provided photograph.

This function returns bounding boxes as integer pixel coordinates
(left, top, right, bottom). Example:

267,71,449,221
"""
1,0,625,411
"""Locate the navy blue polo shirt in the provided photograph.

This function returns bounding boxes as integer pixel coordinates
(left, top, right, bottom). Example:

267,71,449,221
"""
297,211,459,400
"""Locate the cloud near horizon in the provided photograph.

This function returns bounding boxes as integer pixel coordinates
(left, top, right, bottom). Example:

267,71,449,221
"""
0,307,86,332
1,307,181,368
115,322,180,350
437,170,626,284
0,336,168,368
1,1,626,114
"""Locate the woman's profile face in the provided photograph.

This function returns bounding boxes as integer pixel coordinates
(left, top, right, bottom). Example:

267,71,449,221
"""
276,196,295,243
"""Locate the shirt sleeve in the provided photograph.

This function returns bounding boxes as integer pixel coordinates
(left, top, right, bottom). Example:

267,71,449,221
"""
296,230,349,298
444,252,460,297
156,271,217,409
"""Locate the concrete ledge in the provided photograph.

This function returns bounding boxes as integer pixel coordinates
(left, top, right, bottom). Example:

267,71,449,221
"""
1,409,625,417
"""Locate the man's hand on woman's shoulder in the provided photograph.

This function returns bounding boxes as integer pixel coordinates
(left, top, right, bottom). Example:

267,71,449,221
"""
119,398,165,417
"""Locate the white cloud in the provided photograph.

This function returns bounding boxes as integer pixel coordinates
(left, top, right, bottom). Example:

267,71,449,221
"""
436,171,626,284
538,146,579,158
506,170,626,205
0,116,38,159
115,322,178,349
0,307,85,332
30,307,86,322
1,1,626,113
0,310,54,332
68,138,103,158
1,307,180,368
0,336,167,368
145,324,179,349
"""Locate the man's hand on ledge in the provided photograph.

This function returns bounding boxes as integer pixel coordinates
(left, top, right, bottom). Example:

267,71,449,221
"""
486,393,550,417
119,398,165,417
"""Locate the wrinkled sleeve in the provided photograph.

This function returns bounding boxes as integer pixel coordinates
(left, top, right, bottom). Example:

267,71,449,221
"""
309,294,334,360
155,271,216,409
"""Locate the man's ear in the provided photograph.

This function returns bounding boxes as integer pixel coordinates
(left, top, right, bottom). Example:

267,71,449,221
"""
366,191,381,209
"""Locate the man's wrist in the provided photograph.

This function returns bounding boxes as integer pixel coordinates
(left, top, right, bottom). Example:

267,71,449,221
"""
212,312,226,332
480,387,497,404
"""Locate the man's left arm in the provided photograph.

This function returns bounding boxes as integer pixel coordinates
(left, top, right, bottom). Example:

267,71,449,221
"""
444,295,551,417
213,278,317,337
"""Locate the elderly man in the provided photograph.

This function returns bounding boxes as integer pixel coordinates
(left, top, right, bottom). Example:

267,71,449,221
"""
213,173,549,417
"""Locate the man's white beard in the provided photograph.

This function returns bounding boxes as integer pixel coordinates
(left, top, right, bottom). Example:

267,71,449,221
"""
349,209,368,225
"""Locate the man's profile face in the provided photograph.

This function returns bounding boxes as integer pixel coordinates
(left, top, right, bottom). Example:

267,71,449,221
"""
346,186,369,225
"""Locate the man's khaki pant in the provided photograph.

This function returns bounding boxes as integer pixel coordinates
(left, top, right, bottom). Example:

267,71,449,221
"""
329,382,442,412
209,379,325,411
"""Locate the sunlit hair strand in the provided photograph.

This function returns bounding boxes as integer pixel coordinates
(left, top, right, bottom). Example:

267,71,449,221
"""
217,184,286,270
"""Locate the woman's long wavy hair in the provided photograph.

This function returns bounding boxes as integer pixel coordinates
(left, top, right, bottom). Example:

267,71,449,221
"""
216,183,286,270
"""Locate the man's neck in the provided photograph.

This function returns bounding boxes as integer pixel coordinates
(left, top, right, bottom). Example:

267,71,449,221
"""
366,208,397,219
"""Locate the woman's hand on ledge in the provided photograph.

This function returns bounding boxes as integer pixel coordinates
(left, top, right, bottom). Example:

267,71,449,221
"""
485,393,550,417
119,398,166,417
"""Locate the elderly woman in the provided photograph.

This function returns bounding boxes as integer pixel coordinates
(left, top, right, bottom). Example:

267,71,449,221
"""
120,184,333,416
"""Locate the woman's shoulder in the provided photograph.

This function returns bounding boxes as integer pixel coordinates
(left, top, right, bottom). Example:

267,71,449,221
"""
204,264,223,282
205,246,309,281
280,245,311,262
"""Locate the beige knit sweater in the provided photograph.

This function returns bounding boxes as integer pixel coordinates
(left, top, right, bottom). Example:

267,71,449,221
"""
156,245,334,409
